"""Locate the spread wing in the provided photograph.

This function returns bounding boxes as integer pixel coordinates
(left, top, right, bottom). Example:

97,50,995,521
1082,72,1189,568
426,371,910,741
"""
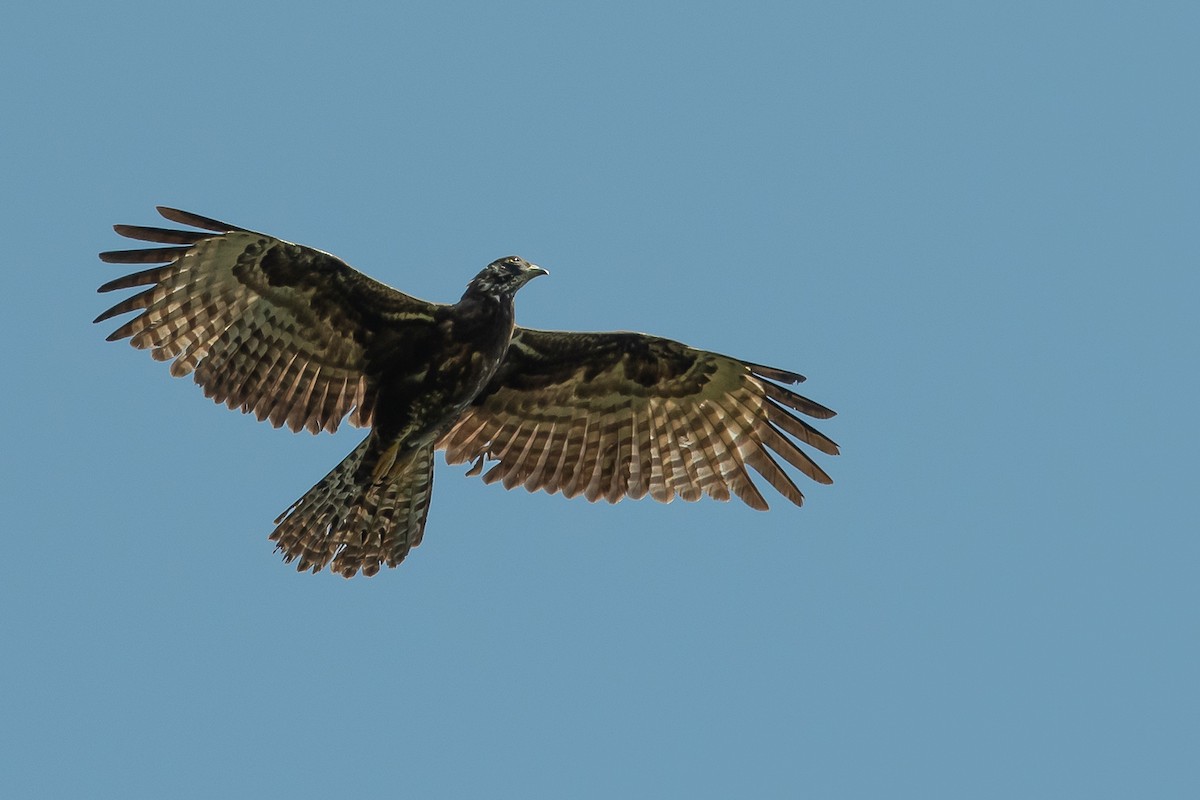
95,207,435,434
437,328,839,509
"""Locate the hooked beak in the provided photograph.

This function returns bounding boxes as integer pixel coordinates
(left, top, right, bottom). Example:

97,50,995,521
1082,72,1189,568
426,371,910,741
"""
525,264,549,280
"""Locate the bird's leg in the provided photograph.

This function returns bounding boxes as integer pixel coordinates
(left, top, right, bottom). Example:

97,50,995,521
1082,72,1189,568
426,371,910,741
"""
370,439,402,483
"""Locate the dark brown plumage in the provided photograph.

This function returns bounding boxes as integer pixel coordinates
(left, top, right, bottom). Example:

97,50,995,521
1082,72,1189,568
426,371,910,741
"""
96,207,838,577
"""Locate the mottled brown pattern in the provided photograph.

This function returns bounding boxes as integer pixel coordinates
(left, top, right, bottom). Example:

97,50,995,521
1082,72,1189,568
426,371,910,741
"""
97,207,837,578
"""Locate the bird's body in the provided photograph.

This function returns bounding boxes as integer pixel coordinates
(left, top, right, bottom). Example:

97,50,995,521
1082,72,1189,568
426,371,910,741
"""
96,207,837,577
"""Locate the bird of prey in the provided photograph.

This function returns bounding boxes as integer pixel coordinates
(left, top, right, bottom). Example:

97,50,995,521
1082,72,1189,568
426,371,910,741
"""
95,207,838,577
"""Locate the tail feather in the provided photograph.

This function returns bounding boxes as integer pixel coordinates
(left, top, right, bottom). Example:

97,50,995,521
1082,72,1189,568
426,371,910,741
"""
378,455,435,559
270,435,436,577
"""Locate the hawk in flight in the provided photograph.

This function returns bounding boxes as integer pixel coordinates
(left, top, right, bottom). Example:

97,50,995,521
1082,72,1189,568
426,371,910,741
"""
96,207,838,577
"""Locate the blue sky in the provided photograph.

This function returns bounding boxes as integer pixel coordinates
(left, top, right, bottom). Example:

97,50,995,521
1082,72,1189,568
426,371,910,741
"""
2,2,1196,797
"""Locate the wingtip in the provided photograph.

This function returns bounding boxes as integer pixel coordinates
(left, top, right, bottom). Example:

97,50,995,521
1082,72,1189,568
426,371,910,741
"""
155,206,193,226
155,205,244,232
746,361,807,384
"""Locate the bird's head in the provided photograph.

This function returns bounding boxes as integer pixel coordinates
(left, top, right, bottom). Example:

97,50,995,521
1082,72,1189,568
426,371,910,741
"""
464,256,548,300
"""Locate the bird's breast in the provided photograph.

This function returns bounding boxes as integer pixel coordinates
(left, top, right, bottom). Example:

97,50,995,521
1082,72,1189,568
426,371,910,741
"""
370,301,514,440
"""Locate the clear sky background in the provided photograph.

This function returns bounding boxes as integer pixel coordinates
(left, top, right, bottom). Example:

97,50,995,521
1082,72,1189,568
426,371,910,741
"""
2,2,1196,797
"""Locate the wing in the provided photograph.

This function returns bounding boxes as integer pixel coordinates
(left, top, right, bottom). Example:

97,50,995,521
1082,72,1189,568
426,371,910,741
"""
95,207,436,434
437,328,839,509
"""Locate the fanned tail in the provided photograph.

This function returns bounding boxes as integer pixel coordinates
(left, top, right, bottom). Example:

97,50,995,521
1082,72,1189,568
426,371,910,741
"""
270,435,436,577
